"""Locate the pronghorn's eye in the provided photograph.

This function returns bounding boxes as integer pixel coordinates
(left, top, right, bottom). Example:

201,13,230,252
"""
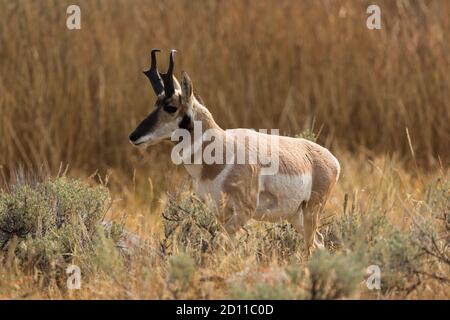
163,105,178,113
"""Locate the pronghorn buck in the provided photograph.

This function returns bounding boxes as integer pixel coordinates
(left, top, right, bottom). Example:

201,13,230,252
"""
129,49,340,256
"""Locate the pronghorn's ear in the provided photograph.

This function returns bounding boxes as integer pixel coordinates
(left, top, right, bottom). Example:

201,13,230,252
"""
180,71,193,105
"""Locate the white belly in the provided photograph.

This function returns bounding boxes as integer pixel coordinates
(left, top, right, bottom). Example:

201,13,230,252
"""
186,163,312,223
255,174,312,221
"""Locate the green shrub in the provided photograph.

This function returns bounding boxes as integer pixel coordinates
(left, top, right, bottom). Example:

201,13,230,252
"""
294,129,318,142
228,251,363,300
322,177,449,296
0,177,124,284
367,229,422,293
161,190,303,263
229,279,297,300
255,222,302,263
160,191,219,260
306,250,363,299
167,252,195,286
324,200,389,252
405,177,450,289
166,252,196,298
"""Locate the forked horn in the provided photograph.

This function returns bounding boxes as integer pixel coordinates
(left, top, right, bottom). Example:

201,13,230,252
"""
162,49,177,97
143,49,164,96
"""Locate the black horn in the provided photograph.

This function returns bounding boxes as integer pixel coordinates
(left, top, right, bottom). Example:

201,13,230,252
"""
162,49,177,97
143,49,164,96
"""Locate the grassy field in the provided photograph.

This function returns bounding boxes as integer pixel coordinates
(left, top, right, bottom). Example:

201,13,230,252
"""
0,0,449,299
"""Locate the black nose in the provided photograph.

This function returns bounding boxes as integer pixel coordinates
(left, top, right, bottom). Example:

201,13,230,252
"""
129,132,138,142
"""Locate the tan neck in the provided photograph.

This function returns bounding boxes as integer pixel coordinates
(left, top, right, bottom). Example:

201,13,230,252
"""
183,101,228,180
190,100,222,132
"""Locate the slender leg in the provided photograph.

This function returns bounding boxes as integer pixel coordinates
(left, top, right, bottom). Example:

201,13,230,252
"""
212,198,253,250
289,208,304,234
214,165,259,244
303,200,325,258
216,198,234,226
290,210,324,249
290,201,326,256
303,210,315,258
211,201,234,250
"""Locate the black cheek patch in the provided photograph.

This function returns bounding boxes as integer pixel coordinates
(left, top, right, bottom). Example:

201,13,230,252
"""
132,107,160,139
178,115,192,131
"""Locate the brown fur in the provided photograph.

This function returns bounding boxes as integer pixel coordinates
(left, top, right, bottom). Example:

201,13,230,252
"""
187,102,339,256
132,71,340,258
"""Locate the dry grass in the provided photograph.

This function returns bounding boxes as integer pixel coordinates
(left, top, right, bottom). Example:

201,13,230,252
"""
1,1,449,177
0,0,449,299
0,151,448,299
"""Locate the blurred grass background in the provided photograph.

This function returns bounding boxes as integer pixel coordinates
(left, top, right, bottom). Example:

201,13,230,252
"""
0,0,449,192
0,0,449,299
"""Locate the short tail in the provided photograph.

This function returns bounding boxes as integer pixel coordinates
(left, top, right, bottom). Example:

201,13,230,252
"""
331,154,341,183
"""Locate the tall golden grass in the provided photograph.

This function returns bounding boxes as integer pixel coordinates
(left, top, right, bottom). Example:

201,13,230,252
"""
0,1,449,299
0,0,448,185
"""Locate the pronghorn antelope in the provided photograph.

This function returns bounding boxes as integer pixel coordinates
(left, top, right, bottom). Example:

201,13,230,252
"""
129,49,340,256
